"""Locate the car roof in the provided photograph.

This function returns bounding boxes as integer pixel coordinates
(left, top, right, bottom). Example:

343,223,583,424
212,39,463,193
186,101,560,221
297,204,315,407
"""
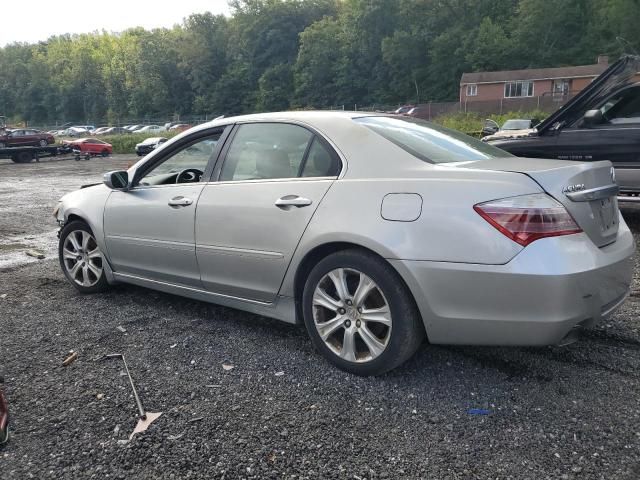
194,110,379,131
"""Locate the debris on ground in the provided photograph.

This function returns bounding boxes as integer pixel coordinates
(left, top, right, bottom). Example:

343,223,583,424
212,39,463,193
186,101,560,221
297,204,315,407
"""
467,408,491,415
116,326,127,333
274,371,285,376
62,351,78,366
104,353,163,440
130,412,163,440
222,362,234,371
25,249,45,259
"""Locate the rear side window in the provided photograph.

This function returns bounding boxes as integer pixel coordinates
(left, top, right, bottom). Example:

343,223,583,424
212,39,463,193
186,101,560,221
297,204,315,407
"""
354,116,511,164
301,137,340,177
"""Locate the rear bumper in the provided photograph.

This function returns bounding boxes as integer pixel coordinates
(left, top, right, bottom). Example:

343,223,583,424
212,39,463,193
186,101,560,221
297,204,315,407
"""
391,217,635,346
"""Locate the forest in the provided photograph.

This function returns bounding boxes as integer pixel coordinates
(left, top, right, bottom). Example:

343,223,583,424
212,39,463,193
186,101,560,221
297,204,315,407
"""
0,0,638,125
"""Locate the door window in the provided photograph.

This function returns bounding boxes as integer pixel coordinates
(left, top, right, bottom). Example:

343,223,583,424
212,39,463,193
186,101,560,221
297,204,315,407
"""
219,123,341,181
138,132,223,186
220,123,312,181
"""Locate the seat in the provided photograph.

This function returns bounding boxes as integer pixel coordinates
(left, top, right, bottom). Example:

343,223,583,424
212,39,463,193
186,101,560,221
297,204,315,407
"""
256,149,292,179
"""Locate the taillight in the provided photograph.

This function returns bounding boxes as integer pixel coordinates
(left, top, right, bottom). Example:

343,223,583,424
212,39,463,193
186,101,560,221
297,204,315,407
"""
474,193,582,246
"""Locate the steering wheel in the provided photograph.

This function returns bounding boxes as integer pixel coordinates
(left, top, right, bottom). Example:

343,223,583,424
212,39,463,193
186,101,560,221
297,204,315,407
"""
176,168,204,184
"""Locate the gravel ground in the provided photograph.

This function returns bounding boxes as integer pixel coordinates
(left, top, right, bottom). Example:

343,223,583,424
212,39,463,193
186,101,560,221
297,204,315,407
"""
1,156,639,479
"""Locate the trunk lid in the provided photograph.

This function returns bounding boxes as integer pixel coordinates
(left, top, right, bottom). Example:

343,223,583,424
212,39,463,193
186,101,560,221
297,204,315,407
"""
459,157,619,247
537,55,640,134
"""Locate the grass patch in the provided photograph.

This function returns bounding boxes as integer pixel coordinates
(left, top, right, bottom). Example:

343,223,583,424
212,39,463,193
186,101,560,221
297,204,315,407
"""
432,110,548,136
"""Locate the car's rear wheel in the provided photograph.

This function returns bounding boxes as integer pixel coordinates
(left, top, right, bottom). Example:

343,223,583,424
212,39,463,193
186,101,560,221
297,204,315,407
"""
58,221,109,293
38,139,48,147
101,149,109,157
302,249,424,376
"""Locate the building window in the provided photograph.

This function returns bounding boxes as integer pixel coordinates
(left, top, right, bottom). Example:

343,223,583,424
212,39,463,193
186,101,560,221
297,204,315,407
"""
504,81,534,98
466,84,477,97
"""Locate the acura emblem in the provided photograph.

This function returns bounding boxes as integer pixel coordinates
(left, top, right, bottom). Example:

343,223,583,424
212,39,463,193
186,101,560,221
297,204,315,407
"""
562,184,586,194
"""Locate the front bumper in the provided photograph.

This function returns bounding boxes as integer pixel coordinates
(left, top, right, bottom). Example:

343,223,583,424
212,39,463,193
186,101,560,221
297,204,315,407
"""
391,217,635,346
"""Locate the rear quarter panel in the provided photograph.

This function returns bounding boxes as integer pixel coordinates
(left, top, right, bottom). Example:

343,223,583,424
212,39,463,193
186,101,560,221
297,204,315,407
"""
279,168,543,297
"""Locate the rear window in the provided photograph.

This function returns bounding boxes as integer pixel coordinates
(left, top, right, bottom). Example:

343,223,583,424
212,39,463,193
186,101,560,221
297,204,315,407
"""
354,116,511,164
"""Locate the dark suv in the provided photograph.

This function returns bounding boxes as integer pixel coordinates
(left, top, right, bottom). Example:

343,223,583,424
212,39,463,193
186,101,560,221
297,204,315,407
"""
489,55,640,193
0,129,55,148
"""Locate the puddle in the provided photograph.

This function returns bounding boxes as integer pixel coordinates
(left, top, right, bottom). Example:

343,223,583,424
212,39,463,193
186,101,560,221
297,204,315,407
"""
0,230,58,269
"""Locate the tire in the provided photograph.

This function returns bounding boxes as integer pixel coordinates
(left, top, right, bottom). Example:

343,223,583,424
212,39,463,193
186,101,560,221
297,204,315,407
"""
38,139,48,147
58,221,109,293
11,151,33,163
101,149,109,157
302,249,425,376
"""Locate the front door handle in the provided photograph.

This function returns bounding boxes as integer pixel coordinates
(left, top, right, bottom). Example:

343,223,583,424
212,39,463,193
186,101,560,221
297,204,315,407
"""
275,195,313,209
168,196,193,207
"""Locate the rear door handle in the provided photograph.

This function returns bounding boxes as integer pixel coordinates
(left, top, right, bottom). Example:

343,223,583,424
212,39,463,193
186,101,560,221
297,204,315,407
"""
168,196,193,207
275,195,313,208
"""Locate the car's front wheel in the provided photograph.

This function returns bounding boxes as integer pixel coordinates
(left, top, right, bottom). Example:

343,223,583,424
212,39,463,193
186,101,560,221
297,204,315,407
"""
302,249,425,376
58,221,109,293
38,139,48,147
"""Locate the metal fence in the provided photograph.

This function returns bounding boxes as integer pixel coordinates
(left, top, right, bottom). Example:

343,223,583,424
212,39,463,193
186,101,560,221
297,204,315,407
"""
332,91,579,120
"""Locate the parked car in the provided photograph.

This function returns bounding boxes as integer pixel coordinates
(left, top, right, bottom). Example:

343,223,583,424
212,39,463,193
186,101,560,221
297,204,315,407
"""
481,118,539,141
168,123,192,132
0,128,55,148
135,137,168,156
91,127,110,135
136,125,165,133
98,127,130,136
488,55,640,193
62,138,112,156
64,127,90,137
54,111,633,376
126,125,143,132
392,105,415,115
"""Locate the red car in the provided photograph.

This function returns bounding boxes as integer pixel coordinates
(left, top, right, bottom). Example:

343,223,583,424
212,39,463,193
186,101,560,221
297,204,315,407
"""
63,138,113,156
0,128,55,148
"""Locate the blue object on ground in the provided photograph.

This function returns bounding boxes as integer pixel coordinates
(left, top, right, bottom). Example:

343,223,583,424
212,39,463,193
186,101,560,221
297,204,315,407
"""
467,408,491,415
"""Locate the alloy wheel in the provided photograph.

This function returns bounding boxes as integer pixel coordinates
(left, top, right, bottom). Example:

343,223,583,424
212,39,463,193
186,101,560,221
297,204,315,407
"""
62,230,103,287
312,268,392,363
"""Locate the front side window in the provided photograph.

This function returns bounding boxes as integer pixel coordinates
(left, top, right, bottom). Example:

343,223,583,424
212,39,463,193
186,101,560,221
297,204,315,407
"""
466,84,478,96
220,123,313,181
504,80,534,98
355,116,511,164
138,132,222,186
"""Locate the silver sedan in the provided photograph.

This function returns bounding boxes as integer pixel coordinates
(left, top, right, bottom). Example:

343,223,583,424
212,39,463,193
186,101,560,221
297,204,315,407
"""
55,112,635,375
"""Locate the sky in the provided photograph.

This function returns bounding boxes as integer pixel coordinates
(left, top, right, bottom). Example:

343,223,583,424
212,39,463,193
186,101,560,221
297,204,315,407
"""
2,0,232,46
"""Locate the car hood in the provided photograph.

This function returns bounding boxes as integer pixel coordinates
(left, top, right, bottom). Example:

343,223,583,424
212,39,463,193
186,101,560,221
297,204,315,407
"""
482,128,535,142
536,55,640,134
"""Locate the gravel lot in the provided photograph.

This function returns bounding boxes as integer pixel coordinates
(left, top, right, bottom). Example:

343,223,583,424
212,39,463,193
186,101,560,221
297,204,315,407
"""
1,156,639,479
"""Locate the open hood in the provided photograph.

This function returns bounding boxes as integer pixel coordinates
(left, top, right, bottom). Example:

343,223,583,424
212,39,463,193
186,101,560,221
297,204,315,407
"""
537,55,640,134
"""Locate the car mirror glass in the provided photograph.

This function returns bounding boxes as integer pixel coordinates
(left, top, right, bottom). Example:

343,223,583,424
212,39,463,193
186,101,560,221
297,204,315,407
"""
103,170,129,190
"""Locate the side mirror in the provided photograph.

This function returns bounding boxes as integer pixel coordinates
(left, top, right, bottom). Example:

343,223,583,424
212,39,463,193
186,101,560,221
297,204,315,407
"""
582,109,604,127
103,170,129,190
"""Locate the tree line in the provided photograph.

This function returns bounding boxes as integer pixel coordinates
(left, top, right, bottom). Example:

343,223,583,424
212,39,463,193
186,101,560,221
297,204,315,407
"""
0,0,638,125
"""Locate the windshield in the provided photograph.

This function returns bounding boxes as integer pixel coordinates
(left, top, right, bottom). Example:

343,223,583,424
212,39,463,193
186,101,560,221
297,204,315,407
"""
501,119,531,130
354,116,511,164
